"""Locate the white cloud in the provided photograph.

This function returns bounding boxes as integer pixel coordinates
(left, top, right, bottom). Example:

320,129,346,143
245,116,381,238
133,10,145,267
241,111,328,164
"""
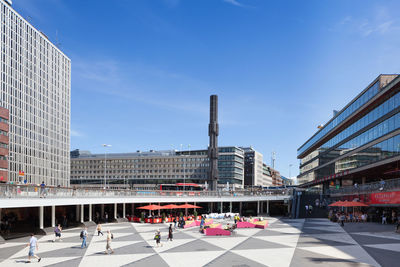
70,129,83,137
223,0,244,7
335,7,400,37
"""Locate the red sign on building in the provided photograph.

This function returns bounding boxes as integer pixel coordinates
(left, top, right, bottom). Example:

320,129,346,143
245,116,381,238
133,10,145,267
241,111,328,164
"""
369,191,400,205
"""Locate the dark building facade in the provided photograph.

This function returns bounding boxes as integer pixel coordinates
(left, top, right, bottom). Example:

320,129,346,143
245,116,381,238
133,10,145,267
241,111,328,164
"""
297,74,400,190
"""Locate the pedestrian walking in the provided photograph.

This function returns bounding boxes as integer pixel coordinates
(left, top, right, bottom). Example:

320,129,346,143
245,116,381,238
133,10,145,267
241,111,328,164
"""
382,213,387,224
167,224,173,241
154,229,162,247
26,233,41,263
97,223,104,236
40,181,46,198
340,213,345,227
105,230,114,254
80,227,88,248
173,217,177,229
53,224,62,242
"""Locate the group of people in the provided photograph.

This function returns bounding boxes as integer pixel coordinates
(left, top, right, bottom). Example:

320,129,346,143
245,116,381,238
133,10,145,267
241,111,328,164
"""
153,224,174,247
330,211,369,225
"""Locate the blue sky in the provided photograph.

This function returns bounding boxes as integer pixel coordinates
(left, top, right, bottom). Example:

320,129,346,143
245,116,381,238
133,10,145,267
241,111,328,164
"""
13,0,400,178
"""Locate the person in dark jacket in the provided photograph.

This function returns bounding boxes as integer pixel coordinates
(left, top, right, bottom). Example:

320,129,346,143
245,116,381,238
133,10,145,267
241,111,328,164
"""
167,224,173,241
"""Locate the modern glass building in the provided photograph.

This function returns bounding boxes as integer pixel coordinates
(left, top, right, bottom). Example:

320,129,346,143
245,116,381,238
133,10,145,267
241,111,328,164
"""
297,75,400,189
0,0,71,186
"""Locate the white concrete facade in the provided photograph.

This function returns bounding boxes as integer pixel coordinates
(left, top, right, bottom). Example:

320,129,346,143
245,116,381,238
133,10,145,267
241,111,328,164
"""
0,0,71,186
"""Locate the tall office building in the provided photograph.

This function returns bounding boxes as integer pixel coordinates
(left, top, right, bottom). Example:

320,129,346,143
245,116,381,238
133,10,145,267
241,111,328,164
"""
0,0,71,186
70,147,245,188
297,75,400,190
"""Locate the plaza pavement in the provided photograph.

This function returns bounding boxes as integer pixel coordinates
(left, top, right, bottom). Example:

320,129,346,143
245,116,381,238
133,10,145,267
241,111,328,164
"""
0,217,399,267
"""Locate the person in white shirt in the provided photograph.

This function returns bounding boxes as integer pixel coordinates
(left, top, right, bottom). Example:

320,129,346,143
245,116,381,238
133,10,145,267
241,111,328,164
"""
27,233,41,263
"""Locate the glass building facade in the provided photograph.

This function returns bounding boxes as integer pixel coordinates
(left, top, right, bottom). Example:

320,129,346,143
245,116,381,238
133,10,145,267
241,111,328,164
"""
297,75,400,188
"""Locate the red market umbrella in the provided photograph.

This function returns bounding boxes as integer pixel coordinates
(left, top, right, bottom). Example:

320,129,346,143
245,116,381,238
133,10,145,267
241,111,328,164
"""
137,204,162,211
177,204,202,209
342,201,368,207
329,201,345,207
161,204,181,209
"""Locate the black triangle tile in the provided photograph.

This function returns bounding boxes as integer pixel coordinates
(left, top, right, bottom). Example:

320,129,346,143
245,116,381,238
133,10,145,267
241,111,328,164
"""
232,237,292,250
160,239,224,253
205,251,267,267
122,253,168,267
350,233,400,245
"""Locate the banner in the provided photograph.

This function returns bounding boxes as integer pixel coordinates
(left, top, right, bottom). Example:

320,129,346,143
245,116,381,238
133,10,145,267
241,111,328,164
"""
369,191,400,205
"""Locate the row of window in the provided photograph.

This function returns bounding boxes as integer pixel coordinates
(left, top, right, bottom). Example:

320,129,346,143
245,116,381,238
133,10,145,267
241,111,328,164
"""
298,81,380,155
302,91,400,166
338,112,400,152
300,112,400,176
335,133,400,172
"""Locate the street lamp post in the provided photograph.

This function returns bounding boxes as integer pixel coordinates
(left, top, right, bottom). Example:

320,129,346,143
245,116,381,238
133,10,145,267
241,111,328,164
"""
289,164,293,187
102,144,112,189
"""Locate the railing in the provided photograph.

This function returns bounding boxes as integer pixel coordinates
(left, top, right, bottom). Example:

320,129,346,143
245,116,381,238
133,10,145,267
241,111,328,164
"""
327,177,400,196
0,183,293,199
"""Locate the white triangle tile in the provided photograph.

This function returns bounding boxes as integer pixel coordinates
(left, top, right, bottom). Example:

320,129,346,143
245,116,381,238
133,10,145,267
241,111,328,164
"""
92,232,135,242
38,232,83,242
307,233,358,245
364,243,400,252
85,241,141,255
232,247,295,267
0,242,27,249
98,225,133,230
11,242,78,259
159,250,226,267
298,245,380,266
79,253,154,267
236,228,262,237
253,234,300,247
2,256,81,266
202,236,249,250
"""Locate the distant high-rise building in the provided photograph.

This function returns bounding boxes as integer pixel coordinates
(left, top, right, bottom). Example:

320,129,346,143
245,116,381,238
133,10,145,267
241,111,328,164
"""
0,0,71,186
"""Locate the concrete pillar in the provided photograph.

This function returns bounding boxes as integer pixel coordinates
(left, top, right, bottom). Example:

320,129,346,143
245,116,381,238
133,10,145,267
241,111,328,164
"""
220,202,223,214
239,202,242,216
89,204,92,222
257,201,260,216
114,203,117,219
101,204,105,219
194,202,197,213
51,205,56,227
288,202,291,215
260,201,263,214
80,204,84,223
76,205,80,222
123,203,126,218
39,206,44,229
267,200,270,215
185,202,188,217
131,203,135,217
158,203,161,217
362,177,366,185
229,202,232,213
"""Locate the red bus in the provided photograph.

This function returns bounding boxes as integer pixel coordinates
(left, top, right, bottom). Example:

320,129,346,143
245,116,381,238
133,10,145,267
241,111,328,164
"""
159,183,203,196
